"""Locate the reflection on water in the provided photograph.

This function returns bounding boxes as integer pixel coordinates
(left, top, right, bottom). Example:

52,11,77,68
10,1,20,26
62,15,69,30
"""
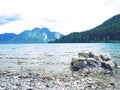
0,43,120,74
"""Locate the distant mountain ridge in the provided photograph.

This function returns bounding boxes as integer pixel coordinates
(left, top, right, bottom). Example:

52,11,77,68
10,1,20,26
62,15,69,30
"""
0,33,17,43
0,27,63,43
53,14,120,43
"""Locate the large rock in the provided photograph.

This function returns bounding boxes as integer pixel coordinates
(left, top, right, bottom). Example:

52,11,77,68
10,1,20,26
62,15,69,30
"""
70,57,87,71
78,52,89,58
100,53,111,61
86,58,101,67
70,52,118,76
101,60,117,71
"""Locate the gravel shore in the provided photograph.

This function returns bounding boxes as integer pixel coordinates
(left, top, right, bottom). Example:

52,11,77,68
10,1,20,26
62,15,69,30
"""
0,68,120,90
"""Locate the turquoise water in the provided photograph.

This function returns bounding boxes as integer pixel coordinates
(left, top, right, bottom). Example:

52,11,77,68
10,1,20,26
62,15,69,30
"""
0,43,120,73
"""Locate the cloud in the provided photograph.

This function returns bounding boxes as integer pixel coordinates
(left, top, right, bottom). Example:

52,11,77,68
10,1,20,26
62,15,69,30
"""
0,0,120,34
0,14,21,25
43,18,61,23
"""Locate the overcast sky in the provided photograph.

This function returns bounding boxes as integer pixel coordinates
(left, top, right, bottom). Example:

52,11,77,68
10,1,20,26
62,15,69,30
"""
0,0,120,35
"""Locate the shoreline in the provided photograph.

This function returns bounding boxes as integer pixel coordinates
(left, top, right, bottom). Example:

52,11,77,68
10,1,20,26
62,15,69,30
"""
0,68,120,90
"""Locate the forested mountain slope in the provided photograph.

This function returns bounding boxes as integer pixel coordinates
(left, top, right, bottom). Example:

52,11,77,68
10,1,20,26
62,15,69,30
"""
53,14,120,43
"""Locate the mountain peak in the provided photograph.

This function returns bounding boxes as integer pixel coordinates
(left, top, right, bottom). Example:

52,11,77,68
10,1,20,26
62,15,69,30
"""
32,27,40,30
0,27,63,43
31,27,50,33
40,28,51,32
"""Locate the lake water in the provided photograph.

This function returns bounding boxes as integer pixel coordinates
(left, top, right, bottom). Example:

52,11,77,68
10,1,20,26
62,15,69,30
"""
0,43,120,74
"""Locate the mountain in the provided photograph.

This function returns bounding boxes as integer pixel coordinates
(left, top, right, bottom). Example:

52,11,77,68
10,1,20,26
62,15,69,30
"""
0,33,17,43
53,14,120,43
0,27,63,43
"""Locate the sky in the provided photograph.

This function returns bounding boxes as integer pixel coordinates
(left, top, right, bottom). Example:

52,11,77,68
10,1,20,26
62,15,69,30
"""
0,0,120,35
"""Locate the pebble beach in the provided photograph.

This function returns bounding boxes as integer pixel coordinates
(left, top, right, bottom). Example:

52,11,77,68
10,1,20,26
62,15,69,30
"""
0,67,120,90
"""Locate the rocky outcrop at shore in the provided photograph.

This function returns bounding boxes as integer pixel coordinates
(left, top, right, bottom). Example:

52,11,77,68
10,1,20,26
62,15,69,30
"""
0,51,119,90
70,52,118,76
